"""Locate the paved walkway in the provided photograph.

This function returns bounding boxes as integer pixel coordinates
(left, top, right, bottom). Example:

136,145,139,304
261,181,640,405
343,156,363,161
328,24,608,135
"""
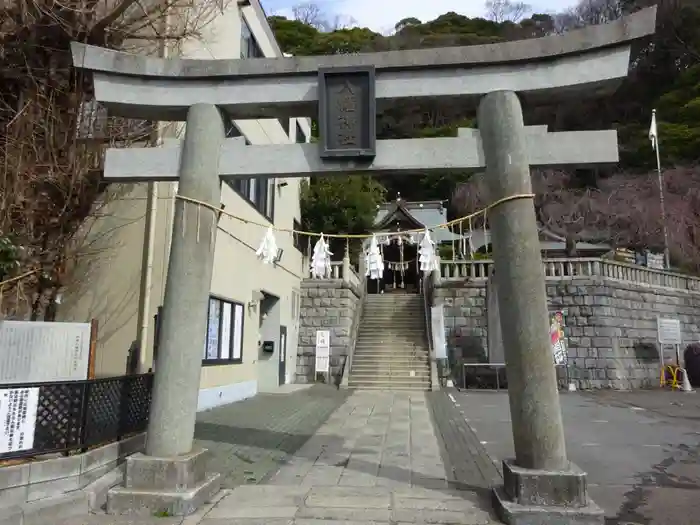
193,385,349,488
57,390,497,524
191,390,497,524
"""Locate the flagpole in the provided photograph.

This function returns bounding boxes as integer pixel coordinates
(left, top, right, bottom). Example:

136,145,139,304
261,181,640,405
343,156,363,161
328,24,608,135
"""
652,109,671,269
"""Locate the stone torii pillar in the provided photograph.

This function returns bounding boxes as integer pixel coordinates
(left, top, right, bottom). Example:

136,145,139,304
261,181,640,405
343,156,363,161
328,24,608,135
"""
71,7,656,520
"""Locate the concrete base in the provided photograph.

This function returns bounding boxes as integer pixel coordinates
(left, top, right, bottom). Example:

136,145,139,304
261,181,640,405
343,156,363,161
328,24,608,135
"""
106,448,221,516
107,472,221,516
492,459,604,525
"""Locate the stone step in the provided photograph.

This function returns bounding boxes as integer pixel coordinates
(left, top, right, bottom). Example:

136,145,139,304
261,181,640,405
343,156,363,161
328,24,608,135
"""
349,380,431,390
354,343,428,349
350,385,431,391
350,371,430,383
364,306,423,310
354,346,429,352
357,332,427,337
357,328,426,333
365,298,422,302
357,332,426,336
355,337,427,344
351,362,431,371
365,300,422,303
358,329,425,332
351,357,429,365
361,310,425,318
353,352,429,358
359,320,425,326
353,348,429,355
360,322,423,327
354,345,427,350
366,295,421,298
358,330,424,335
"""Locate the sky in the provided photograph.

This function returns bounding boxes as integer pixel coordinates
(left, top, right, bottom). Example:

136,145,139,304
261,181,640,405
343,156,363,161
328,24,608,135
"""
261,0,580,34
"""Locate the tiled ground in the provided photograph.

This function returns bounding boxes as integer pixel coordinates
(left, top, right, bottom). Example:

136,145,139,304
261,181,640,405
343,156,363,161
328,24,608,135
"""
55,390,498,525
193,385,349,488
197,390,498,525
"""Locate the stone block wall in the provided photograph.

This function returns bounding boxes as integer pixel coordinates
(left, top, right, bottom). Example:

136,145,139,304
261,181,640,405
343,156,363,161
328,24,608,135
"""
435,277,700,389
434,282,487,362
296,279,361,384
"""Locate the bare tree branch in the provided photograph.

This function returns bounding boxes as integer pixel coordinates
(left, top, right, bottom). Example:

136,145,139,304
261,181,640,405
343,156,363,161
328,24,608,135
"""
0,0,233,319
484,0,532,23
452,166,700,271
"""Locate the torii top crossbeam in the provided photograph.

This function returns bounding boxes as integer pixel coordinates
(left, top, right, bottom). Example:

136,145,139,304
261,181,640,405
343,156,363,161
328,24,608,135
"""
71,7,657,122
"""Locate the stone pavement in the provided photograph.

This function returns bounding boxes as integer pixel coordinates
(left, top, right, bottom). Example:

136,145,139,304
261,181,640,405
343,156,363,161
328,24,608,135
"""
55,390,498,524
193,384,349,488
191,390,498,525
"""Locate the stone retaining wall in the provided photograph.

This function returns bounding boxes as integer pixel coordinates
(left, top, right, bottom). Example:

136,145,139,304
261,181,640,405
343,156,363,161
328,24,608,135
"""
296,279,361,384
435,277,700,389
0,433,144,520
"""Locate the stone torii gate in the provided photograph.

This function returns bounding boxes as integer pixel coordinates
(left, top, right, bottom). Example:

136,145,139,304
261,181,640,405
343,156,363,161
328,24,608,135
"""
71,7,656,521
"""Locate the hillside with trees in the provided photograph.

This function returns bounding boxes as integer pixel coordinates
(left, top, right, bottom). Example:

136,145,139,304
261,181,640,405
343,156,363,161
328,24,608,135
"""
274,0,700,270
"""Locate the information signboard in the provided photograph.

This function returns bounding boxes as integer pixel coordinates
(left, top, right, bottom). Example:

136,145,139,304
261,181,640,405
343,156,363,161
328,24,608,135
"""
0,321,91,384
431,305,447,359
657,317,682,345
0,387,39,454
315,330,330,373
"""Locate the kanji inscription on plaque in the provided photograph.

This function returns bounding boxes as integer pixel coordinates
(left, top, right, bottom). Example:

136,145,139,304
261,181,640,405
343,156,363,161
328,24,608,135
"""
318,66,376,159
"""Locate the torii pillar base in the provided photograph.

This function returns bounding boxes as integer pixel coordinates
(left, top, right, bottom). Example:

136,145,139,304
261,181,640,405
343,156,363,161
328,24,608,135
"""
107,449,221,517
492,460,604,525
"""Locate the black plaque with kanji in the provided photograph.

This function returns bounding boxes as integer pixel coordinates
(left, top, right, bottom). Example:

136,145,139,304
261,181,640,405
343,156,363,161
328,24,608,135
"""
318,66,376,159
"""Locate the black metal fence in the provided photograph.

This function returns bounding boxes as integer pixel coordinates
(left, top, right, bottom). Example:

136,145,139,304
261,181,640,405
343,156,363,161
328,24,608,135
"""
0,373,153,460
459,363,570,391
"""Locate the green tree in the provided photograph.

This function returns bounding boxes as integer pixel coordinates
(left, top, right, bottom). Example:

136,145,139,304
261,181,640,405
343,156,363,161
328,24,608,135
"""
267,15,320,55
300,176,386,257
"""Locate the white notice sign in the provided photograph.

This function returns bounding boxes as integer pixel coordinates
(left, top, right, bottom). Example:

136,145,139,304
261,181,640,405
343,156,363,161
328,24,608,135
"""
431,305,447,359
315,330,330,373
657,318,682,345
0,387,39,454
0,321,91,384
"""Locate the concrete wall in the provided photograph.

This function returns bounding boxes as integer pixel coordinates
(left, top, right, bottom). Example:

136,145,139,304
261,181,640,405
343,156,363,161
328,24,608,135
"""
59,1,311,407
296,280,362,384
435,277,700,389
0,434,144,510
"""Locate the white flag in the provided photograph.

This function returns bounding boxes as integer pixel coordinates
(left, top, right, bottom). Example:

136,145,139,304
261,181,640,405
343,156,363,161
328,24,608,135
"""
649,110,658,150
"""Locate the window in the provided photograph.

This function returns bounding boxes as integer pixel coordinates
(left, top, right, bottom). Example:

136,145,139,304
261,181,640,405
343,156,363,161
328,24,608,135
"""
231,176,275,221
295,122,308,144
278,117,291,139
293,220,305,253
204,296,244,365
223,121,276,221
241,19,264,58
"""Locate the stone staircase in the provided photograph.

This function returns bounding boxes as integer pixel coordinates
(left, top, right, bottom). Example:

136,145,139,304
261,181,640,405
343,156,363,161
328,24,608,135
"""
348,294,431,390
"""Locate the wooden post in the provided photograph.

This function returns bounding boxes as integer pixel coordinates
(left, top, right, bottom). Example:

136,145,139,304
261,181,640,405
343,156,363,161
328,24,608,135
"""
88,319,98,379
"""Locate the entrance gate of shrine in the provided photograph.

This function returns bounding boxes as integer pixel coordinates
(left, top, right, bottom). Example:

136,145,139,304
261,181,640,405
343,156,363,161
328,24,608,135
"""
71,7,656,522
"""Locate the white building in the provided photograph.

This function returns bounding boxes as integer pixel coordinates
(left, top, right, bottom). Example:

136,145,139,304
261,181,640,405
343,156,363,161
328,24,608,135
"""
62,0,310,409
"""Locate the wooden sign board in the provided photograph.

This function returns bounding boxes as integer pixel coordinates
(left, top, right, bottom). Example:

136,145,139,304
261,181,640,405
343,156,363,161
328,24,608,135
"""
318,66,376,159
0,321,92,384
